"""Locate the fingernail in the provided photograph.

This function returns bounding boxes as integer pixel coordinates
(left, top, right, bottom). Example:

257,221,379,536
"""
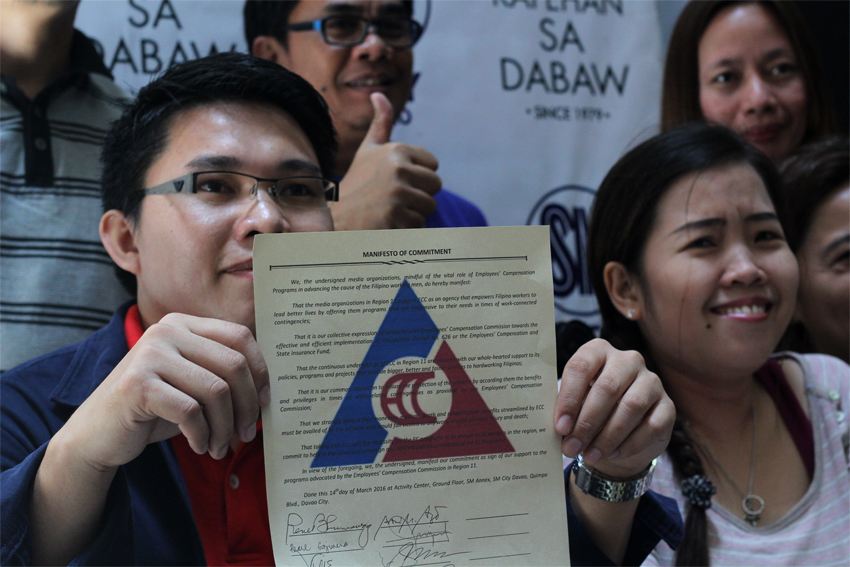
213,446,228,460
557,415,573,436
564,438,582,457
259,385,271,407
584,448,602,465
608,449,620,461
243,422,257,443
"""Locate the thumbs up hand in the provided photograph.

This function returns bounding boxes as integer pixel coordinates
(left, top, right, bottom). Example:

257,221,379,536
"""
331,92,442,231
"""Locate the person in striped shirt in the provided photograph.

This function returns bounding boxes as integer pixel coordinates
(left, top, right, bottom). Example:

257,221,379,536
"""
0,0,132,372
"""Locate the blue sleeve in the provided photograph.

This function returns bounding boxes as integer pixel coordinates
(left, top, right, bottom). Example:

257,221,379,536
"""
1,445,137,566
564,464,684,566
1,358,137,565
426,189,488,228
1,445,47,565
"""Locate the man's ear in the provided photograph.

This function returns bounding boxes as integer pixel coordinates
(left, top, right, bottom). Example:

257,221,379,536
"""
100,210,140,276
603,261,644,321
252,35,290,66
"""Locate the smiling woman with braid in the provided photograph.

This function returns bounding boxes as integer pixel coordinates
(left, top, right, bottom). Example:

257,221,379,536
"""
586,123,849,566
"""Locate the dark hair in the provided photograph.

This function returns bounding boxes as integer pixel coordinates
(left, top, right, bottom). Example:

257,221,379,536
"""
780,137,849,252
587,123,782,566
778,137,849,353
662,1,836,147
101,52,338,294
244,0,414,50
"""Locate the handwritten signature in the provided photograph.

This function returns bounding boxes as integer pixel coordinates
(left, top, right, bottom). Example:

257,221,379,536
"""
287,505,470,567
383,542,470,567
378,505,448,539
287,512,372,548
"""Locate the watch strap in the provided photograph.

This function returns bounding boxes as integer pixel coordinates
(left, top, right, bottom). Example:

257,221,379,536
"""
572,454,657,502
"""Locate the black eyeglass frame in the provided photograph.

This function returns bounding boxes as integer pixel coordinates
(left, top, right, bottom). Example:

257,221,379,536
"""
144,171,339,208
282,16,423,48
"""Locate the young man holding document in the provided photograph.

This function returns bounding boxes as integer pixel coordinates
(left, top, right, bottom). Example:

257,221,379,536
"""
0,54,680,566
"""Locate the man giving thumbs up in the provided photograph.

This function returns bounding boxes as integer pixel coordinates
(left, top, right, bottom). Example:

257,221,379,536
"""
245,0,488,230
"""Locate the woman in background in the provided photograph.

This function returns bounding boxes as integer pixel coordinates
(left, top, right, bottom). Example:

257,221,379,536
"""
587,123,849,565
780,138,849,363
662,0,835,163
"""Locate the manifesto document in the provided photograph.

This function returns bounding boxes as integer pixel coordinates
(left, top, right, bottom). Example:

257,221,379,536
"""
254,226,569,567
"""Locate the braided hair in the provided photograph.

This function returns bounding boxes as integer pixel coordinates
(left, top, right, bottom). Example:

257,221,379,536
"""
668,420,714,566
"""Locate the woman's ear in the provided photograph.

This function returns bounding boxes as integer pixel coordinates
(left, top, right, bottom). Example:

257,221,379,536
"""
603,261,644,321
100,210,140,276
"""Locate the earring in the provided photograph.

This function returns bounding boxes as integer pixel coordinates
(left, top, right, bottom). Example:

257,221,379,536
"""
626,309,634,320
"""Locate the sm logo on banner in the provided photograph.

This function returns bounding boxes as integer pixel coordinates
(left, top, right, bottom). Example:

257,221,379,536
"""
527,185,599,327
311,280,513,467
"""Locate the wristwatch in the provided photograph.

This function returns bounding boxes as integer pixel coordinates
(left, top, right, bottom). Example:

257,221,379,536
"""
572,454,657,502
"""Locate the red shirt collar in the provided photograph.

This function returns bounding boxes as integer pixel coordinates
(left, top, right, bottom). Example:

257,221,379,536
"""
124,304,144,349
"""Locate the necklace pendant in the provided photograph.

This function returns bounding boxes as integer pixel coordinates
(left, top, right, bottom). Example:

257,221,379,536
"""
742,494,765,526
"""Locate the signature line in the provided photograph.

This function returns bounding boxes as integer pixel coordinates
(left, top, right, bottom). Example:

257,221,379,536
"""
289,528,367,538
467,532,529,540
470,553,532,561
293,549,364,557
383,537,450,546
413,558,472,567
466,513,528,521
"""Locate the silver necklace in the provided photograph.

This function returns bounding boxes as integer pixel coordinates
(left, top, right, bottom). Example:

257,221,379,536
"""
686,406,765,526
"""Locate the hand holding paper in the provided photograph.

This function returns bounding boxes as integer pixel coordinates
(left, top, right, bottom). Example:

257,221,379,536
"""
556,339,674,477
558,339,675,565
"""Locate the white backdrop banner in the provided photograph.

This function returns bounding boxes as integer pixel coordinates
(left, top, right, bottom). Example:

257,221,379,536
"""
77,0,665,329
77,0,247,88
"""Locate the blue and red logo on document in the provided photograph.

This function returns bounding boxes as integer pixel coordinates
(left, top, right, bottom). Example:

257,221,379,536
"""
311,280,514,467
